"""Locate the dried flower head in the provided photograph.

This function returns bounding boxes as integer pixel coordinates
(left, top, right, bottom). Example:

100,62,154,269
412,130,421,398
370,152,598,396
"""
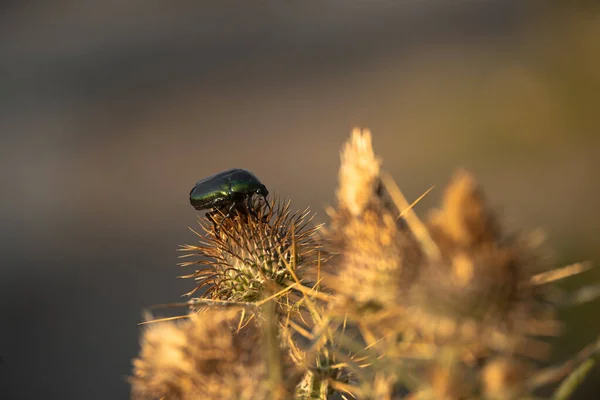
319,131,595,400
130,309,283,400
325,128,421,309
404,170,559,359
179,198,324,304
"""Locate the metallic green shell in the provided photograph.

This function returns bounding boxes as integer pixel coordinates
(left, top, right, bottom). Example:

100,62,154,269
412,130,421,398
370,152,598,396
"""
190,168,268,210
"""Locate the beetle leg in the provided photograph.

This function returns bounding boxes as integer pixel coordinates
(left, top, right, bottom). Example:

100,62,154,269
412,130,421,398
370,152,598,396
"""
261,195,271,223
225,201,237,218
211,203,236,233
218,202,238,229
215,203,235,233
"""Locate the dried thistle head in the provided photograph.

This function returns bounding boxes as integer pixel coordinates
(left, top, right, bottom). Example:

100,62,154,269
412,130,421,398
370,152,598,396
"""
320,129,595,399
404,170,560,359
325,128,421,309
313,129,425,399
130,309,285,400
178,196,332,397
179,198,324,304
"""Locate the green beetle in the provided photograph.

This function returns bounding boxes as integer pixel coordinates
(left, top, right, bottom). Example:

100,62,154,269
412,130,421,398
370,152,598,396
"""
189,168,269,222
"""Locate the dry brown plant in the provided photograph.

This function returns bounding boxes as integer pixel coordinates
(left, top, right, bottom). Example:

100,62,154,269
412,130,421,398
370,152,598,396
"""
131,129,598,400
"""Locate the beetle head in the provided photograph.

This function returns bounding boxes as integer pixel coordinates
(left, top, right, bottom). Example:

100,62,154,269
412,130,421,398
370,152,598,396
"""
257,184,269,198
256,184,270,212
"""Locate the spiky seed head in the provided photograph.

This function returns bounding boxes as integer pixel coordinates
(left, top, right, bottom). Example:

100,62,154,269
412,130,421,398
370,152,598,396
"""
404,170,559,358
130,309,280,400
325,128,421,309
179,198,324,306
322,132,592,399
180,197,331,397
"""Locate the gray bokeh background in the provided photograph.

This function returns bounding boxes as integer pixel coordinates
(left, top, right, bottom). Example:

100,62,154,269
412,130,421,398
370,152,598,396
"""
1,2,599,399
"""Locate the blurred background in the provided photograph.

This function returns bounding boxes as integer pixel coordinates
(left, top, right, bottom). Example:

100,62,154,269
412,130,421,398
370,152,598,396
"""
1,1,599,399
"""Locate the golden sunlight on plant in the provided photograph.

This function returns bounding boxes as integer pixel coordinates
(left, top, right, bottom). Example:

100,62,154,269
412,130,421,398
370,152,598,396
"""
131,129,599,400
178,199,323,305
131,308,292,400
